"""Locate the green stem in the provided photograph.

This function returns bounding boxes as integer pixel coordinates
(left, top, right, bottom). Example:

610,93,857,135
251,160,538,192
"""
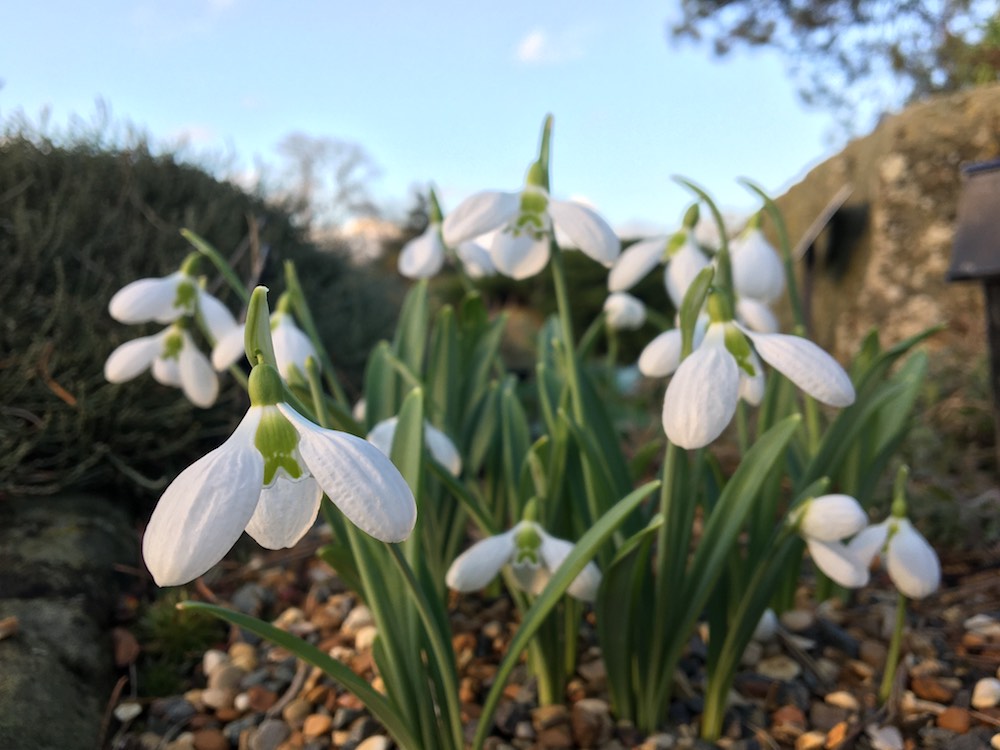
548,241,585,420
879,591,907,703
181,229,251,303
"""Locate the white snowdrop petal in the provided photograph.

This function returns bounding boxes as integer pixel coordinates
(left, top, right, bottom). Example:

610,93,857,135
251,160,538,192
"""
152,354,183,388
446,531,516,592
887,520,940,599
197,290,238,341
211,324,247,371
490,231,550,280
142,408,264,586
366,417,398,457
638,330,683,378
663,343,740,449
399,226,446,278
548,199,620,266
280,406,417,542
104,333,162,383
442,190,520,246
847,522,889,565
745,331,856,407
665,240,710,308
179,334,219,408
739,350,766,406
731,229,785,303
603,292,646,331
245,475,323,549
736,297,779,334
539,532,602,602
512,561,551,596
800,494,868,541
806,538,870,588
272,316,318,381
109,273,187,324
425,423,462,476
456,239,496,278
608,236,668,292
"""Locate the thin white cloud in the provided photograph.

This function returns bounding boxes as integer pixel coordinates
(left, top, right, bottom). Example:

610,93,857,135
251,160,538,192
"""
514,26,592,65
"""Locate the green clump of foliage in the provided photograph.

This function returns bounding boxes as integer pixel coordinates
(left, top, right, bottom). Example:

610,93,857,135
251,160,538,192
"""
0,129,402,504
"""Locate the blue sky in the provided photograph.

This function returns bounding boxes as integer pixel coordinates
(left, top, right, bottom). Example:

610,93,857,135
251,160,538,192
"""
2,0,843,234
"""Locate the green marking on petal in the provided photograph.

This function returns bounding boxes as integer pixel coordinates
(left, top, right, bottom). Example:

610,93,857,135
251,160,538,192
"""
664,230,688,260
161,329,184,361
255,408,304,485
519,189,548,215
723,324,755,376
174,280,198,314
513,524,542,565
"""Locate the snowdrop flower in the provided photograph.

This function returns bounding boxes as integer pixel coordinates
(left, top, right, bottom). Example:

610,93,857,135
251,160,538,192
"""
442,186,618,279
367,416,462,476
730,226,785,304
446,520,601,602
792,494,870,588
608,234,669,292
142,362,417,586
664,235,711,308
105,323,218,408
399,222,446,279
212,310,318,382
603,292,646,330
638,317,708,378
848,516,940,599
109,268,236,342
662,315,855,448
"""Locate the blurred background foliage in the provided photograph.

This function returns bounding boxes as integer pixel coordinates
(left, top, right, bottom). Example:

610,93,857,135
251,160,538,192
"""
0,127,403,505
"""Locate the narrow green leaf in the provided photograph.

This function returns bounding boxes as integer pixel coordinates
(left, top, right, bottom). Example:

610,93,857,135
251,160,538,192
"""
179,602,420,750
393,279,429,373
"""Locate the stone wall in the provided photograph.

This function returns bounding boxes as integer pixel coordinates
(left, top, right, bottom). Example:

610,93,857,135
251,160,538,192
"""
774,84,1000,364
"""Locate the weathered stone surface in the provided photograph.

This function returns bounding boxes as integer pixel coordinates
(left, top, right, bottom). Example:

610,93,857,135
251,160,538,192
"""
775,84,1000,411
0,493,135,750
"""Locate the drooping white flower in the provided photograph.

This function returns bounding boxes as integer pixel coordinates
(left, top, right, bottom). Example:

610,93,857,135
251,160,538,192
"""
442,186,619,280
793,494,871,588
661,321,855,449
730,228,785,303
664,235,711,308
367,416,462,476
446,520,601,602
142,363,417,586
399,223,446,279
109,271,236,341
603,292,646,330
212,311,318,382
105,324,219,408
637,317,708,378
847,517,941,599
607,235,667,292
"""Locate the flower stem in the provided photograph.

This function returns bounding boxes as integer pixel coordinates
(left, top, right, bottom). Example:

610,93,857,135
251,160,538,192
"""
879,590,908,703
548,241,585,420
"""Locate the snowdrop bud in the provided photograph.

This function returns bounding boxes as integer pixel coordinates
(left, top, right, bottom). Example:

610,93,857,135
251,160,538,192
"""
603,292,646,330
244,286,276,368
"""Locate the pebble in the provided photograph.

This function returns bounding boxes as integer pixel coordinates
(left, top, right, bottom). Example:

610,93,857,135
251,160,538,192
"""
973,677,1000,709
825,721,849,748
808,702,848,732
753,609,779,641
531,704,570,730
780,610,815,633
639,733,677,749
209,664,247,690
794,731,825,750
250,719,291,750
577,659,607,689
824,691,860,712
203,650,229,677
901,690,946,716
165,733,196,750
229,642,259,671
570,698,612,747
992,733,1000,750
114,702,143,722
912,675,959,703
303,713,333,738
937,706,972,734
342,605,374,635
866,724,904,750
201,687,236,710
356,737,391,750
859,639,888,669
758,654,802,681
282,698,312,728
740,640,763,667
191,728,228,750
354,624,378,651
